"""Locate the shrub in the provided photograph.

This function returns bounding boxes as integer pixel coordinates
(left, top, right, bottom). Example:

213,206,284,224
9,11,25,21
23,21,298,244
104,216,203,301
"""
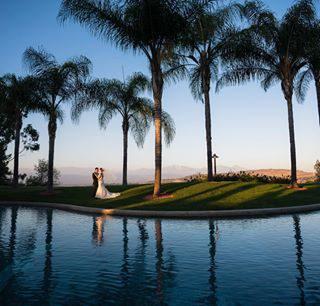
187,171,291,184
26,159,60,186
314,160,320,182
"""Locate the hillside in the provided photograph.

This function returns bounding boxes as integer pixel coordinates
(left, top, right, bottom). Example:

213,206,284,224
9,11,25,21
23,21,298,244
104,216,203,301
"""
247,169,315,183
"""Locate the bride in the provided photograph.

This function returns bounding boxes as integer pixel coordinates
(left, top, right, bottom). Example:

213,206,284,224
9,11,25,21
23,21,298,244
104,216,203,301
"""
95,168,121,199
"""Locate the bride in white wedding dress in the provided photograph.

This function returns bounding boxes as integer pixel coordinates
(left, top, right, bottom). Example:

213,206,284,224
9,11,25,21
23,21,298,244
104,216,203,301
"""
95,168,121,199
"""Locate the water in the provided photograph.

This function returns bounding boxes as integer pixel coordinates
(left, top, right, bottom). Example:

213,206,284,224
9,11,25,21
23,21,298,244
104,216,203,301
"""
0,206,319,305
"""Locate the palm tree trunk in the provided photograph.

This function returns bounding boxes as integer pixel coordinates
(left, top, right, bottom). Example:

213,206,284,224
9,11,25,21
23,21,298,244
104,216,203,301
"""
12,116,22,187
122,120,129,186
203,81,214,182
47,115,57,193
151,60,164,197
315,77,320,127
285,95,298,187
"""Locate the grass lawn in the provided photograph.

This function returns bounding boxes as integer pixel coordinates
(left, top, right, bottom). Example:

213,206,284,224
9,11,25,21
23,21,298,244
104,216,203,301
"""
1,181,320,211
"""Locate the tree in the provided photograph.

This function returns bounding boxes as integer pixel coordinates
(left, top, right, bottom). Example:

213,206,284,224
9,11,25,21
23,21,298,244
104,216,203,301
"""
26,159,60,186
0,79,14,184
179,1,241,181
0,144,11,185
295,7,320,126
314,160,320,182
58,0,211,196
23,47,92,193
217,0,314,187
72,72,175,186
0,74,41,187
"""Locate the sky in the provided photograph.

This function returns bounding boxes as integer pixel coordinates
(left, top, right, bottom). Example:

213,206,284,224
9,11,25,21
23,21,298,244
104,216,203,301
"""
1,0,319,172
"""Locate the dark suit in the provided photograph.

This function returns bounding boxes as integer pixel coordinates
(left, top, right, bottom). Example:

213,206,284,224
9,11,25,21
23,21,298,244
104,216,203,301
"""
92,172,98,198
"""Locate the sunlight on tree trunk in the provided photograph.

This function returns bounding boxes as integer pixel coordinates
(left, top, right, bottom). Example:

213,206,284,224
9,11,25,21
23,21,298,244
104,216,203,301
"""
286,97,298,187
204,85,213,182
152,63,164,197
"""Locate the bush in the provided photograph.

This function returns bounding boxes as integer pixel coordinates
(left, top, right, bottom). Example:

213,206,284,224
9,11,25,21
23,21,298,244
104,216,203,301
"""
26,159,60,186
187,171,291,184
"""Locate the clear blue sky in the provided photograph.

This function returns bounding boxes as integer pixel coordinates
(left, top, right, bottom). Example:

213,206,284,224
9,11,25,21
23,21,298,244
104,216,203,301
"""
1,0,319,172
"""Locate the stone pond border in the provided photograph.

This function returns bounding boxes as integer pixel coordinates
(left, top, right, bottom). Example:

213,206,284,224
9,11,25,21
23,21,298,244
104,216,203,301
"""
1,200,320,219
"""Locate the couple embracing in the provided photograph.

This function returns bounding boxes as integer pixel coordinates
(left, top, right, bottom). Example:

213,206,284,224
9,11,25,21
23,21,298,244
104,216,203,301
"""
92,167,121,199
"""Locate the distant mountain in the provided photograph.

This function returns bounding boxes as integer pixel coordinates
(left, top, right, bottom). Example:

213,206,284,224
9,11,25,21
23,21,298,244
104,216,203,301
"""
20,164,246,186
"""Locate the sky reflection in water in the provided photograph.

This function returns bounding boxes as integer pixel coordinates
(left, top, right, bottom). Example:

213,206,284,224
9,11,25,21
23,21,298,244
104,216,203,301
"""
0,206,319,305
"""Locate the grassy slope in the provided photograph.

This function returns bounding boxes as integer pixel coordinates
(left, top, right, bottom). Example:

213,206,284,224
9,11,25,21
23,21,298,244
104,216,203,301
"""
0,182,320,211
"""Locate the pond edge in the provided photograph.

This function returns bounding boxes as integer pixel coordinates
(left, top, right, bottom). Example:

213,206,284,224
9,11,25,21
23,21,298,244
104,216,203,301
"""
1,201,320,219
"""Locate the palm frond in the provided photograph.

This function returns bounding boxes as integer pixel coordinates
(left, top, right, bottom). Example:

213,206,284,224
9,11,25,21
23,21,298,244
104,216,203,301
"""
216,65,275,92
161,111,175,146
294,68,313,103
23,47,57,75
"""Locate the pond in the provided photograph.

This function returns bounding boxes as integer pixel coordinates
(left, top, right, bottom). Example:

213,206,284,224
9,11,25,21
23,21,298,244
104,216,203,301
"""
0,206,319,305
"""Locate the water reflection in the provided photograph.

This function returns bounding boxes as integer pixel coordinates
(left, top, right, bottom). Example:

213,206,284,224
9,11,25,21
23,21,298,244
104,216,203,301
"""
293,215,306,306
120,217,129,297
92,216,106,246
155,219,164,303
41,209,53,302
208,220,218,305
0,207,17,292
0,206,320,305
8,207,18,261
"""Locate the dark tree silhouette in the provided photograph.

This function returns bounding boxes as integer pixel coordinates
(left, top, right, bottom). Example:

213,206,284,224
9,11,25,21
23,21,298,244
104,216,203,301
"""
72,73,175,186
218,0,314,187
180,2,242,181
0,74,41,187
58,0,212,196
23,47,92,192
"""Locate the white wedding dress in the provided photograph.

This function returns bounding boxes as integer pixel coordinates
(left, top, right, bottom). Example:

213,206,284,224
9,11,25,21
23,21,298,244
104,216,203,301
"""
95,174,120,199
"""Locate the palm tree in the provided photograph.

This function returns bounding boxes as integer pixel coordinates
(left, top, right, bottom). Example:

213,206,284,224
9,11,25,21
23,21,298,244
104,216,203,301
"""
0,74,41,187
58,0,210,196
296,12,320,126
217,0,314,187
179,2,241,181
72,73,175,186
23,47,92,193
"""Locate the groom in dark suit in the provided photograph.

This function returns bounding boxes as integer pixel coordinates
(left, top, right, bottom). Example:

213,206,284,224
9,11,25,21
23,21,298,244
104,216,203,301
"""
92,167,99,198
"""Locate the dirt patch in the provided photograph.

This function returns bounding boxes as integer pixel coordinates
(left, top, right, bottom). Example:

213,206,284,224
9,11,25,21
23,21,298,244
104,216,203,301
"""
144,193,174,200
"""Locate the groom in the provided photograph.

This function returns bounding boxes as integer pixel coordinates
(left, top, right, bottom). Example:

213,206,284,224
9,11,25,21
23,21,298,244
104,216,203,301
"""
92,167,99,198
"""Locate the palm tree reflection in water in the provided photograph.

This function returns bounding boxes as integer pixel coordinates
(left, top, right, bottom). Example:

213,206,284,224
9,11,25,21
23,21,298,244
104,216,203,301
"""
208,220,219,305
293,215,306,306
120,217,130,299
41,209,53,303
0,207,17,293
8,207,18,261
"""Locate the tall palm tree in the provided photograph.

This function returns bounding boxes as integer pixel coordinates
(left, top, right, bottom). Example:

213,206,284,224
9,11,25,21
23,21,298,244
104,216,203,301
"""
179,2,241,181
58,0,210,196
72,73,175,186
23,47,92,193
296,14,320,126
0,74,40,187
217,0,314,187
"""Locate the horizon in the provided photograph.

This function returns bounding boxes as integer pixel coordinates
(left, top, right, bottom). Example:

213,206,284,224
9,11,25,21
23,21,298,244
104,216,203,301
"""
1,0,319,173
